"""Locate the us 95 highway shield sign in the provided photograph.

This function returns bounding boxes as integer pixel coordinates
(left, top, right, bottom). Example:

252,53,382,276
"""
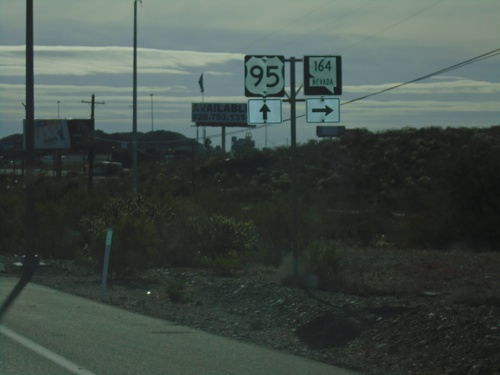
245,55,285,97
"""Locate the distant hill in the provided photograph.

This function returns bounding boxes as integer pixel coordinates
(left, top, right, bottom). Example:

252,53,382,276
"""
0,134,22,150
0,130,201,153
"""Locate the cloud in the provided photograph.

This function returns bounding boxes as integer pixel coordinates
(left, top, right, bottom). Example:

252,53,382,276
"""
0,45,244,77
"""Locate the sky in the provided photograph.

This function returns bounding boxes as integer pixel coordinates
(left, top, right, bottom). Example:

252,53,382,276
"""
0,0,499,149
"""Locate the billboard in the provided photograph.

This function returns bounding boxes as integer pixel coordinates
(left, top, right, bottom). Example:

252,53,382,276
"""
191,102,249,127
23,119,94,151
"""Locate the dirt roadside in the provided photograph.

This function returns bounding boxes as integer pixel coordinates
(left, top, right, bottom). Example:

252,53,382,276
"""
2,249,500,375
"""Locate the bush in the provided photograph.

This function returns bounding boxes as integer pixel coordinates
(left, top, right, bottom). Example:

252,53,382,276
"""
186,214,259,261
106,214,159,277
79,193,173,277
303,240,345,290
204,256,242,277
0,188,24,253
162,276,187,302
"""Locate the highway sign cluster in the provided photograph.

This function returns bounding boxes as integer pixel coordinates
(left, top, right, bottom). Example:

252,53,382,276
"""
243,54,343,126
303,55,342,124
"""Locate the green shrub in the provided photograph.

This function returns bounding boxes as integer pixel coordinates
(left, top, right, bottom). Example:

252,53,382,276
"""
0,188,24,253
107,214,159,277
156,202,205,267
245,239,283,267
36,201,83,259
303,240,345,290
204,256,242,277
186,214,259,261
162,276,187,302
157,220,199,267
244,197,290,258
79,193,173,277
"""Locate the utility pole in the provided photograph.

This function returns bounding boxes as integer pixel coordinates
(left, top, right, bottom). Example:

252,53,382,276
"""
57,100,60,118
284,57,304,285
25,0,36,272
150,93,154,132
0,0,38,319
82,93,105,193
132,0,141,193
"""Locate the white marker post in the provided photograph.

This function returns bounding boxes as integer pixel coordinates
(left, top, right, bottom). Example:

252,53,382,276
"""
100,228,113,301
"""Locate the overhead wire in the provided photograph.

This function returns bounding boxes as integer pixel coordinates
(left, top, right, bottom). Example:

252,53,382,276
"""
220,0,462,139
101,47,499,144
276,0,376,54
339,0,445,53
279,47,500,123
237,0,333,53
340,47,500,106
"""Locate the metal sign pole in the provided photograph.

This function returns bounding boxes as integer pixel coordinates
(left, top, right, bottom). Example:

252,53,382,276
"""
132,0,139,193
288,57,299,285
82,94,104,194
100,228,113,301
1,0,38,320
24,0,37,273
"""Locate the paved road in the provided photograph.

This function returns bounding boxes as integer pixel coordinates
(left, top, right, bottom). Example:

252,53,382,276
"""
1,277,359,375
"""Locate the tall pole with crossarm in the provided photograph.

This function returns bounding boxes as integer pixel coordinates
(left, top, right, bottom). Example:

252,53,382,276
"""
132,0,141,193
0,0,38,319
150,93,154,132
24,0,37,271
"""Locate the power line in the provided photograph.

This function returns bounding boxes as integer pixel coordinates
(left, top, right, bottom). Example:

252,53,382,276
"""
341,47,500,106
339,0,445,53
238,0,333,53
194,47,500,141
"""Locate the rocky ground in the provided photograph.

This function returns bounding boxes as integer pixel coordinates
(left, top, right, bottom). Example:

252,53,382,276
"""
2,248,500,375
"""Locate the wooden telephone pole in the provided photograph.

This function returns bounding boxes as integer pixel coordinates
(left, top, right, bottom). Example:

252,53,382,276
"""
82,94,105,193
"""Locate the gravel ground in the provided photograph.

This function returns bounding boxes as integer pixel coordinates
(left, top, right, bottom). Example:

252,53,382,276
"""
2,251,500,375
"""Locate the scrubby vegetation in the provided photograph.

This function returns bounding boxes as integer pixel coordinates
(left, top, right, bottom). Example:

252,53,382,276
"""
1,125,499,283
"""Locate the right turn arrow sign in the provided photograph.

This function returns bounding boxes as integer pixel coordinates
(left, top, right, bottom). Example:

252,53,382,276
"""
306,98,340,123
312,105,334,116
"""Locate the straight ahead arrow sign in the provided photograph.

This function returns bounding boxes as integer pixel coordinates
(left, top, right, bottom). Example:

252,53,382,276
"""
260,103,270,121
247,99,282,124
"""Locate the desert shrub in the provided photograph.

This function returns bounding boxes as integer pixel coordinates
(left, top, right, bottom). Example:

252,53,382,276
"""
245,238,283,267
303,240,346,290
155,201,205,267
244,196,290,257
0,188,24,253
162,276,187,302
79,193,173,277
157,218,200,267
107,214,159,277
36,201,83,259
202,256,242,277
186,214,259,261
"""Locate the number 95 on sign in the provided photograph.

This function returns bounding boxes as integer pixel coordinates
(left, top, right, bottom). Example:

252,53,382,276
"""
245,55,285,97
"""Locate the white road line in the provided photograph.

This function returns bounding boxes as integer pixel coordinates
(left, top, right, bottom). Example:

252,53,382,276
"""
0,325,98,375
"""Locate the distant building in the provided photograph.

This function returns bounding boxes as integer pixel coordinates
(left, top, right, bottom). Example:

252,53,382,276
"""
231,132,255,153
